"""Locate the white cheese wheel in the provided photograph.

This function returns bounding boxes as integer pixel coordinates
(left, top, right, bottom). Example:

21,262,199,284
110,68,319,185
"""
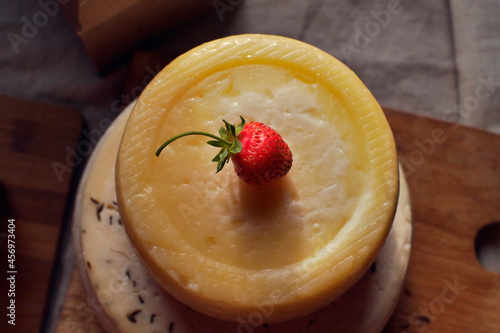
73,102,412,333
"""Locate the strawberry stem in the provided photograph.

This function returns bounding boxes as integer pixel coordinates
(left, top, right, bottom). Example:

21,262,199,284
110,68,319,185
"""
156,117,246,173
155,131,231,156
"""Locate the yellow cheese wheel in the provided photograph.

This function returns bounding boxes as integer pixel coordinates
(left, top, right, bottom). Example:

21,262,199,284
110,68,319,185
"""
116,34,399,323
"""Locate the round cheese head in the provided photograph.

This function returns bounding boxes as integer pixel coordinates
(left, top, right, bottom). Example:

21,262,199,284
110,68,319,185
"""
116,34,399,323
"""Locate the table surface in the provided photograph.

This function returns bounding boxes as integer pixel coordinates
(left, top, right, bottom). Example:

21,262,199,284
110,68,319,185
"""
0,95,82,333
55,108,500,333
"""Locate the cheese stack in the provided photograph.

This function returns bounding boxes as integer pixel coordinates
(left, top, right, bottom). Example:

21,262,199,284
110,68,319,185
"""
75,102,412,333
115,34,401,323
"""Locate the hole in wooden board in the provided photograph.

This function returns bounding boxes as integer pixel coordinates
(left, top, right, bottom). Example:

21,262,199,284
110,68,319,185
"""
475,222,500,273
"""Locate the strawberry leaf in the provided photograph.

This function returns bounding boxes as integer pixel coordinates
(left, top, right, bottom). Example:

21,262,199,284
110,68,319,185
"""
216,149,229,173
207,140,226,148
223,120,233,140
235,116,246,135
230,123,236,138
230,140,242,154
212,148,224,162
219,126,227,138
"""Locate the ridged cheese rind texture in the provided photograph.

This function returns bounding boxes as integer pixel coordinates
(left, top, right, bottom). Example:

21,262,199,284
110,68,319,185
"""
116,34,399,322
76,102,412,333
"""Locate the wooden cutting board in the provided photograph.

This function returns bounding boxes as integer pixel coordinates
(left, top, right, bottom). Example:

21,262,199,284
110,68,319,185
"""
56,108,500,333
383,109,500,333
0,95,82,333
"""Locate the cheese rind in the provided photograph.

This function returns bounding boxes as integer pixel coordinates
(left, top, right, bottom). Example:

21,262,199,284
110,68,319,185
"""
116,34,399,322
75,102,412,333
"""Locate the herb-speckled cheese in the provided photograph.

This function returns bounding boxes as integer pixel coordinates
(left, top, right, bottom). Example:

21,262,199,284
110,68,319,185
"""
74,101,412,333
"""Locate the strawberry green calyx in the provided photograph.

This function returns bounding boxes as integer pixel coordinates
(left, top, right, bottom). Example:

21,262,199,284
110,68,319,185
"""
156,117,246,173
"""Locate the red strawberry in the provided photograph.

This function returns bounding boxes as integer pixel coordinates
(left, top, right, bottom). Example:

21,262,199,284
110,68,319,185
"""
231,121,292,185
156,117,293,185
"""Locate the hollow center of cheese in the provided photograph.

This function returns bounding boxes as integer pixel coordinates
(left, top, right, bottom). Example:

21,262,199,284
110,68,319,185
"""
144,64,367,270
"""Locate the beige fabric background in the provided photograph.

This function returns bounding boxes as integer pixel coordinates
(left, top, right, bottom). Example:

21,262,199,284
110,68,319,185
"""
2,0,499,134
451,0,500,133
